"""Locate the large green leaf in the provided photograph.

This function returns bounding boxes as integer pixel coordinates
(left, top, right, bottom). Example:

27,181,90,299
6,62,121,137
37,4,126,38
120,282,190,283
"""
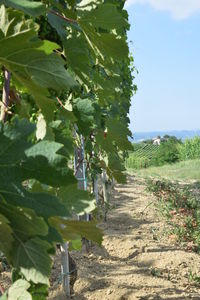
57,184,96,216
0,0,46,17
79,3,129,31
79,5,128,61
50,218,103,245
106,118,133,151
0,5,78,121
48,11,93,84
0,203,48,243
0,214,13,256
13,238,52,285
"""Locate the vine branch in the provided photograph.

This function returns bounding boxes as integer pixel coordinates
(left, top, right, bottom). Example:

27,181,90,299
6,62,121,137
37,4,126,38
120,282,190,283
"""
0,68,11,122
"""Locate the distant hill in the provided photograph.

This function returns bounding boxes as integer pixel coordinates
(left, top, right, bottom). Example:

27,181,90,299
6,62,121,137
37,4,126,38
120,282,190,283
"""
131,130,200,143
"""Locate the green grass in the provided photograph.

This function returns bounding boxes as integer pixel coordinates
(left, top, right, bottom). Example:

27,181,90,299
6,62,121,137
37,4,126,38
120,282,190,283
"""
128,159,200,181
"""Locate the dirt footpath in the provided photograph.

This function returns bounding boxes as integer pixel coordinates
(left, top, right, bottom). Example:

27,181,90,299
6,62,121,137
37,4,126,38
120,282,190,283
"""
49,176,200,300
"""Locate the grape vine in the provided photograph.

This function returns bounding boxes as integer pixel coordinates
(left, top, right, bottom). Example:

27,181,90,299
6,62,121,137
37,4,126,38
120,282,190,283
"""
0,0,135,298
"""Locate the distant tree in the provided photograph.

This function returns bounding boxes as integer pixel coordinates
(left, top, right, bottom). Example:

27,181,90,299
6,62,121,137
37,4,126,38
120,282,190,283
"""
152,138,181,165
144,139,154,144
163,135,182,144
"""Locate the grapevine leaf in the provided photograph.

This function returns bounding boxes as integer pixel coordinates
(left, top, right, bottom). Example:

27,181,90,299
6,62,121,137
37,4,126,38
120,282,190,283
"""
0,214,13,256
106,118,133,151
50,218,103,245
0,5,78,121
13,238,52,285
0,6,77,90
79,10,128,61
48,12,92,84
52,124,74,158
79,3,129,31
74,98,94,123
110,170,126,184
0,203,48,242
28,283,48,300
96,130,116,153
7,279,31,300
24,140,70,166
57,184,96,216
0,0,46,17
69,238,82,251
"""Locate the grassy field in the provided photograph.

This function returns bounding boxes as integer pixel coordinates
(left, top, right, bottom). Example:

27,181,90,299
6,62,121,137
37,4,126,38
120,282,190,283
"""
125,144,159,169
128,159,200,181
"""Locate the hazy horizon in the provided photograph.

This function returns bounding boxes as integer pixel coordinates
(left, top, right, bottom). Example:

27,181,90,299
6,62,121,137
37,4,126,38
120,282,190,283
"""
134,128,200,134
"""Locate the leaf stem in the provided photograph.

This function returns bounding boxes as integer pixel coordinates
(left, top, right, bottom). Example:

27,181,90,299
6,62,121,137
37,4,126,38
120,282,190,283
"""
49,10,77,25
0,68,11,122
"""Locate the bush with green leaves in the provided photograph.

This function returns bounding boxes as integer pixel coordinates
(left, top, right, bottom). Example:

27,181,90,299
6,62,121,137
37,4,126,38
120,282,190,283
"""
146,179,200,252
152,138,181,166
179,136,200,160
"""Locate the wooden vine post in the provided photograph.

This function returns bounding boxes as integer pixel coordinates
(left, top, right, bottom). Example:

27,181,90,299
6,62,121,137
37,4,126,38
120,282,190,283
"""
61,134,89,297
0,68,10,295
94,175,99,205
60,243,71,298
101,171,109,221
0,68,11,122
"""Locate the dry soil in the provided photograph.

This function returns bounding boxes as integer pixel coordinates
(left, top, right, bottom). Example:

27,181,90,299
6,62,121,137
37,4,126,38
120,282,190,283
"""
48,176,200,300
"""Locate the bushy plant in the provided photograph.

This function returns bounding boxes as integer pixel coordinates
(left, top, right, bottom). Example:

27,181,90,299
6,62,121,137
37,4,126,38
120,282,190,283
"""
152,138,181,166
179,136,200,160
126,155,150,169
146,179,200,252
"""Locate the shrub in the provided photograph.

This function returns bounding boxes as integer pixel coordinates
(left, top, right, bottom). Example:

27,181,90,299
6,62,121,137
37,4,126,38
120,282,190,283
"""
179,136,200,160
152,138,181,166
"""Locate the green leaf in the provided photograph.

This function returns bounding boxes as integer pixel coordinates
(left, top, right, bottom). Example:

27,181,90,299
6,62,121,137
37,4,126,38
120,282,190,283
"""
69,238,82,251
7,279,31,300
50,218,103,245
74,98,94,123
0,0,46,17
0,203,48,242
96,129,116,153
0,5,78,121
0,214,13,257
57,184,96,216
29,283,48,300
52,124,74,158
13,238,52,285
79,3,129,31
79,8,128,61
106,118,133,151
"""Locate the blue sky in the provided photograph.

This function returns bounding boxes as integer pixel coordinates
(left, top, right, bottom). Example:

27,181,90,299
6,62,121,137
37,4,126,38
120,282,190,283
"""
126,1,200,132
